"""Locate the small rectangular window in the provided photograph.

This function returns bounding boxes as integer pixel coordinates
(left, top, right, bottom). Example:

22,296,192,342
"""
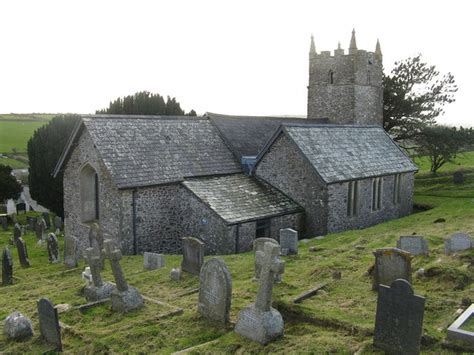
393,174,402,204
347,180,358,217
256,219,271,238
372,177,383,211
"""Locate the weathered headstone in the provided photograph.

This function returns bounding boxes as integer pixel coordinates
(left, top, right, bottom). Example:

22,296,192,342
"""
3,312,34,341
37,298,62,351
2,247,13,286
396,236,429,256
445,232,473,255
64,235,79,268
103,239,143,312
35,218,47,241
279,228,298,255
42,212,51,229
47,233,60,263
144,252,165,270
0,216,8,231
181,237,204,275
374,279,425,354
16,237,30,267
372,248,412,290
198,258,232,324
253,238,281,282
84,247,115,302
26,216,37,230
235,242,285,344
453,171,464,184
54,216,63,231
170,268,181,281
13,223,21,243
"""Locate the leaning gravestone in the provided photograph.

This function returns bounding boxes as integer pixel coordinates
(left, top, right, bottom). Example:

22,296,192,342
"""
84,247,115,301
42,212,51,229
453,171,464,184
198,258,232,325
144,252,165,270
235,242,285,344
396,236,429,256
445,233,473,255
181,237,204,275
372,248,412,290
27,216,37,231
64,235,79,268
253,238,281,282
279,228,298,255
0,216,7,231
16,237,30,267
37,298,62,351
374,279,425,354
47,233,60,263
2,247,13,286
13,223,21,243
103,239,144,312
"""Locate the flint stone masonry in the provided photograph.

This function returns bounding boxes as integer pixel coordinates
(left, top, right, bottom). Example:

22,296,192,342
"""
279,228,298,255
2,247,13,285
181,237,204,275
144,252,165,270
16,238,30,267
445,233,472,255
396,236,429,256
3,312,34,341
37,298,62,351
374,279,425,354
47,233,60,263
198,258,232,325
372,248,412,290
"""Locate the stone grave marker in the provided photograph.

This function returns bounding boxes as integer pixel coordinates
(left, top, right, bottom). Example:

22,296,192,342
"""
144,252,165,270
89,223,105,270
103,239,144,312
42,212,51,229
198,258,232,325
372,248,412,290
16,202,26,214
253,238,281,282
13,223,21,243
16,237,30,267
396,236,429,256
47,233,60,263
279,228,298,255
35,218,47,241
170,268,181,281
181,237,204,275
64,235,79,268
3,311,34,341
0,216,7,231
445,233,472,255
374,279,425,354
84,247,115,301
235,242,285,344
2,247,13,286
27,216,37,231
453,171,464,184
54,216,62,233
37,298,62,351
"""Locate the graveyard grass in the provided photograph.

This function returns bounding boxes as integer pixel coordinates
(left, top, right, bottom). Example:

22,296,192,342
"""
1,169,474,353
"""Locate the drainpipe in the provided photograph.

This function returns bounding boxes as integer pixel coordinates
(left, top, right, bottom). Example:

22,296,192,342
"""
132,189,138,255
235,224,240,254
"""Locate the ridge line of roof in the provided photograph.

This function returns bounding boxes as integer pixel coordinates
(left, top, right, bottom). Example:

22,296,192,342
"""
205,111,326,121
82,114,207,120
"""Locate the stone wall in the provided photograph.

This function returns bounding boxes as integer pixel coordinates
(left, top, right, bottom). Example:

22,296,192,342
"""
327,172,414,233
255,133,328,237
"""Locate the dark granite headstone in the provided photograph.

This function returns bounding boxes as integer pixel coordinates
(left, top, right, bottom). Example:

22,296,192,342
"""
372,248,412,290
42,212,51,229
37,298,62,351
13,223,21,242
181,237,204,275
26,216,37,231
16,237,30,267
453,171,464,184
198,258,232,325
2,247,13,285
47,233,60,263
396,236,429,256
0,216,8,231
374,279,425,354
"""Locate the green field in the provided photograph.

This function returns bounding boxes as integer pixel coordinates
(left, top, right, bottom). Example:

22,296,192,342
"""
413,151,474,176
1,166,474,352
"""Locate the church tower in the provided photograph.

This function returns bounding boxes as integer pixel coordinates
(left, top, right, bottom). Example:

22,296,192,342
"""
307,30,383,125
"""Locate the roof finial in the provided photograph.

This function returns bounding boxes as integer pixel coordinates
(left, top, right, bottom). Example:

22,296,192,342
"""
310,34,316,54
349,28,357,54
375,38,382,60
338,41,341,50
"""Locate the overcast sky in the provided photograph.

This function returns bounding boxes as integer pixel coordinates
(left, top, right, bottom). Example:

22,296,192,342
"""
0,0,471,126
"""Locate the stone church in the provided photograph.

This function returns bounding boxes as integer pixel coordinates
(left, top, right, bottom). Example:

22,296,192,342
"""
54,30,417,256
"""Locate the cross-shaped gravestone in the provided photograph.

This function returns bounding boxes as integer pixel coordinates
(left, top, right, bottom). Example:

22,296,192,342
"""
2,247,13,286
374,279,425,354
103,239,143,312
47,233,60,263
16,237,30,268
235,242,285,344
37,298,62,351
89,223,105,269
84,247,115,302
253,238,282,282
13,223,21,243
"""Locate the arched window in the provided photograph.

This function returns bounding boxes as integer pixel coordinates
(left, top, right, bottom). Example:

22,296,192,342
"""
80,164,99,222
329,70,334,84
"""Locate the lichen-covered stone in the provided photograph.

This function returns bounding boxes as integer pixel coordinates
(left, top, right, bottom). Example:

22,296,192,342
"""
110,286,144,313
3,312,33,341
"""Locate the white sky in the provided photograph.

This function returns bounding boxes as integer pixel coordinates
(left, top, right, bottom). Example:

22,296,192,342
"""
0,0,472,127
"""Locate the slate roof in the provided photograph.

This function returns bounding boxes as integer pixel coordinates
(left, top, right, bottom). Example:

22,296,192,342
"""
54,115,242,188
206,112,328,159
182,174,302,224
258,124,418,184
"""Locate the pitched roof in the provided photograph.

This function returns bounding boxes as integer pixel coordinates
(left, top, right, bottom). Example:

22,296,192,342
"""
54,115,242,188
182,174,302,224
258,124,418,183
206,112,328,159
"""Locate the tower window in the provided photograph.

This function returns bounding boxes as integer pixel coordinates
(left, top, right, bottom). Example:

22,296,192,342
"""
372,177,383,211
328,70,334,84
347,180,358,217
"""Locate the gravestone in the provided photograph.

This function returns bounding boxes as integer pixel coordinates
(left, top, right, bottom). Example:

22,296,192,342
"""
445,233,472,255
35,218,47,241
253,238,281,282
235,242,285,344
64,235,79,268
16,237,30,267
84,247,115,301
2,247,13,286
89,223,105,270
198,258,232,325
27,216,37,230
396,236,429,256
374,279,425,354
13,223,21,243
54,216,62,231
47,233,60,263
144,252,165,270
0,216,7,231
37,298,62,351
453,171,464,184
16,202,26,214
103,239,143,312
3,312,34,341
279,228,298,255
181,237,204,275
42,212,51,229
372,248,412,290
170,268,181,281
